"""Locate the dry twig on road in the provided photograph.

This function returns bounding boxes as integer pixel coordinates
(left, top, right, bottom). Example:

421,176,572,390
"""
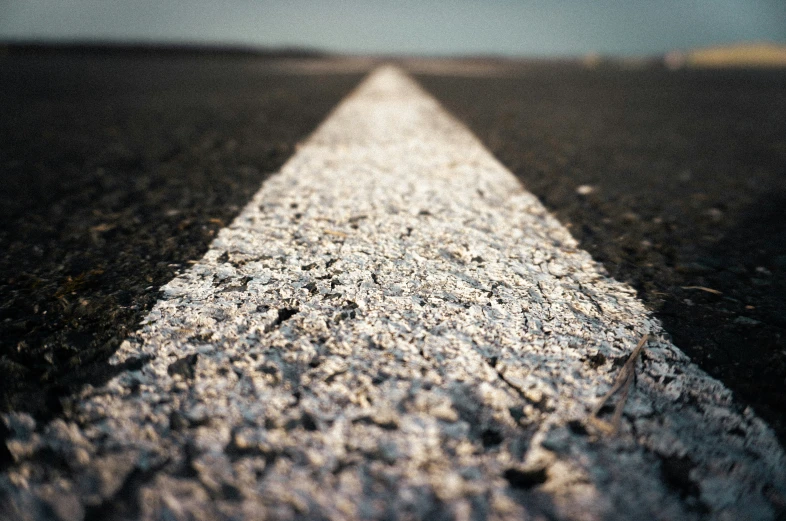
589,333,650,435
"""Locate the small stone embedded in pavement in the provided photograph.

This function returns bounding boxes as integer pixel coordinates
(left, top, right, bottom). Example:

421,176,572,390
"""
575,184,596,196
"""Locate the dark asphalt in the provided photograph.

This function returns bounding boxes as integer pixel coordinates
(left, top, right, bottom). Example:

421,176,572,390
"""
416,65,786,444
1,52,785,461
0,51,365,437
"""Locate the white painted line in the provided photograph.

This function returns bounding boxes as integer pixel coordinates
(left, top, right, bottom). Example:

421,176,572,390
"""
3,66,785,521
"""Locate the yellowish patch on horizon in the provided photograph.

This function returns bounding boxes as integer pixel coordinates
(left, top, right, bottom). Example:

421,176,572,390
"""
686,42,786,68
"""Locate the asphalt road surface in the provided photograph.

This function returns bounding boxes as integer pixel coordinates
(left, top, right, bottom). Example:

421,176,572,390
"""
416,66,786,444
0,52,366,423
1,52,785,520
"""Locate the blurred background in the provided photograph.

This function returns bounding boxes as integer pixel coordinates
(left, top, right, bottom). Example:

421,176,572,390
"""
1,0,785,63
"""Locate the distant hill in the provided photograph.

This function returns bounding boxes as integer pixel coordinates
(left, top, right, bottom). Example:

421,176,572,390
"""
666,42,786,68
0,41,328,59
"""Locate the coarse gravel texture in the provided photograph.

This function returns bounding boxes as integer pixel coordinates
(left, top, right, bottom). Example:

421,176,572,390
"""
2,66,784,521
415,65,786,445
0,52,366,424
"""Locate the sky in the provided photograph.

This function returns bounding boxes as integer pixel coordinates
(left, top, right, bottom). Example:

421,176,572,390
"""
1,0,785,57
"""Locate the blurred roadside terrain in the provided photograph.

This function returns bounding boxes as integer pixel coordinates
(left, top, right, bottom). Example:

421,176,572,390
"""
403,42,786,73
2,40,786,69
666,42,786,69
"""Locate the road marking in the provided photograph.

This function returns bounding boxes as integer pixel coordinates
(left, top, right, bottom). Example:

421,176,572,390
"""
3,66,784,520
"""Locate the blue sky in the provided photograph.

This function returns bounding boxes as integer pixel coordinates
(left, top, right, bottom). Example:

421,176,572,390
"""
1,0,784,56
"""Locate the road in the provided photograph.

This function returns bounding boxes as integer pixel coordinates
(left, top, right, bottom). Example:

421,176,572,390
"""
0,52,366,421
1,52,785,520
416,65,786,444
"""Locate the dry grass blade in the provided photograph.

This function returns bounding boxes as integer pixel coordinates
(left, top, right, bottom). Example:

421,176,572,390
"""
589,333,650,435
681,285,723,295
